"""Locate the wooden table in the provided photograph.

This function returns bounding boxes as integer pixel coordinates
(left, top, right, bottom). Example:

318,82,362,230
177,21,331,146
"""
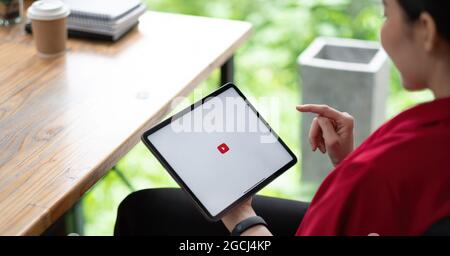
0,11,251,235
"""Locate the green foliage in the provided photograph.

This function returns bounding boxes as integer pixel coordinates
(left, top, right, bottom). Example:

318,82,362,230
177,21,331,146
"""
82,0,433,235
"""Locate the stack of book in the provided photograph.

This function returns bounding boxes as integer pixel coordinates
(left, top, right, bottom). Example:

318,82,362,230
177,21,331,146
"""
26,0,146,41
62,0,146,41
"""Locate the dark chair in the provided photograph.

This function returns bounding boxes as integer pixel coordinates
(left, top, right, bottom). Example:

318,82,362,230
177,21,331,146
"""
423,216,450,236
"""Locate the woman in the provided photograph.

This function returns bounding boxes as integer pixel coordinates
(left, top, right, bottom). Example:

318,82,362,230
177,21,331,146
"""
114,0,450,236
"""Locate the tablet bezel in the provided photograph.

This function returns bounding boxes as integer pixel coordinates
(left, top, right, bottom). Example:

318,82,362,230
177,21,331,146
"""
141,83,297,221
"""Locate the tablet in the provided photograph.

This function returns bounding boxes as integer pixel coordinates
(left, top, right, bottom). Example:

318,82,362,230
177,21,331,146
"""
141,83,297,221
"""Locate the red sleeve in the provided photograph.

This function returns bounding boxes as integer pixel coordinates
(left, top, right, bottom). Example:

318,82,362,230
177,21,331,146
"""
296,159,408,236
297,143,450,236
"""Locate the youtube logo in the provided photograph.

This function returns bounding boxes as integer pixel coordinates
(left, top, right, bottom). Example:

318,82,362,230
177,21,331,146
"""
217,143,229,154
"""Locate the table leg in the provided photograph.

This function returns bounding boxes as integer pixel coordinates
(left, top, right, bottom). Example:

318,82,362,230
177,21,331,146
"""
112,166,136,192
42,200,84,236
42,165,136,236
220,55,234,86
65,200,84,235
64,166,135,235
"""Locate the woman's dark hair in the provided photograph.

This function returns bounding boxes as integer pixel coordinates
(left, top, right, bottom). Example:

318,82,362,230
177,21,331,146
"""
397,0,450,43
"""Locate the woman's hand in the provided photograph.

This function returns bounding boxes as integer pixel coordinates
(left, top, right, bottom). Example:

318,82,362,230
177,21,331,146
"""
296,104,355,167
221,198,272,236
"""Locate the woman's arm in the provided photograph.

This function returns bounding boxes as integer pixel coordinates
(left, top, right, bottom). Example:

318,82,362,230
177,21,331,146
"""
221,198,273,236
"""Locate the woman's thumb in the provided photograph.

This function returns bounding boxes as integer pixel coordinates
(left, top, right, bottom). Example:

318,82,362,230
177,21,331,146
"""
317,117,339,148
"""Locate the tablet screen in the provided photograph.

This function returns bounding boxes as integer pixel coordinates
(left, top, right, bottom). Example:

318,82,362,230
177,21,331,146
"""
144,85,296,219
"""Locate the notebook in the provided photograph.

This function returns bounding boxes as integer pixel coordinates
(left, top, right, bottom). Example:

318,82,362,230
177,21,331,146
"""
67,4,146,34
25,1,146,41
62,0,143,21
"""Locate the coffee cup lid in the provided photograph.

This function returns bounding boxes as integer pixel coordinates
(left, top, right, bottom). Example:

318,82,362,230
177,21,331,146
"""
28,0,70,21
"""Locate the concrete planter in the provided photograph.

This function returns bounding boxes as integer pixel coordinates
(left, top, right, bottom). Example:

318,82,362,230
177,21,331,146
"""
298,37,390,186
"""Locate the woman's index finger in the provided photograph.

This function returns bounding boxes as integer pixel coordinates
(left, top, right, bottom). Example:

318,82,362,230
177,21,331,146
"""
296,104,342,120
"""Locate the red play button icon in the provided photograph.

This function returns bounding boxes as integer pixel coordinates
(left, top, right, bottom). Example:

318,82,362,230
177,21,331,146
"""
217,143,229,154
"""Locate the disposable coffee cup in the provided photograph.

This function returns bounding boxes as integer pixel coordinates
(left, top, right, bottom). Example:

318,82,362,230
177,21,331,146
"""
27,0,70,58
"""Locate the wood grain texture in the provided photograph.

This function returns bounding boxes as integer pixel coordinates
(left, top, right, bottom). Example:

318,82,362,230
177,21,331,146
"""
0,11,252,235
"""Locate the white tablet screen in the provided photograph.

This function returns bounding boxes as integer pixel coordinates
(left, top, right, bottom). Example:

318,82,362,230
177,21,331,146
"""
147,86,295,217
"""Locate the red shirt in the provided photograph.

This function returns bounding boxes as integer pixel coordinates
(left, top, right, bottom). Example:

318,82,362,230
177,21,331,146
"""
296,97,450,236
